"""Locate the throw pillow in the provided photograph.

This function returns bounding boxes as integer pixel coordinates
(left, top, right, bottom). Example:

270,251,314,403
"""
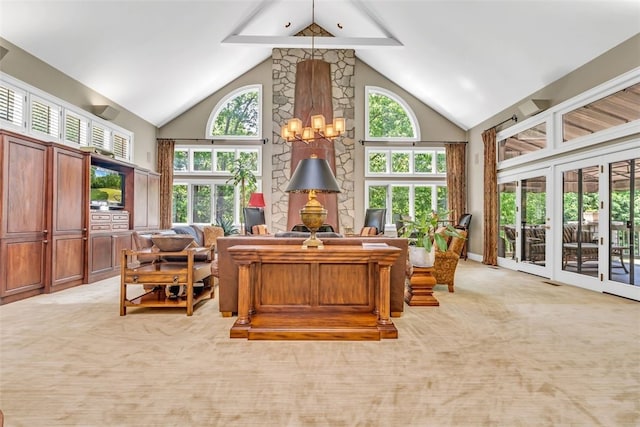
203,226,225,248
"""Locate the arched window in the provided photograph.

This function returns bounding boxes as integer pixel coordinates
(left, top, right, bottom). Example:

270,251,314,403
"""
365,86,419,141
206,85,262,139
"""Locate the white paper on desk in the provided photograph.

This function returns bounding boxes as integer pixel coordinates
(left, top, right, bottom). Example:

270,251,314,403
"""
361,242,389,248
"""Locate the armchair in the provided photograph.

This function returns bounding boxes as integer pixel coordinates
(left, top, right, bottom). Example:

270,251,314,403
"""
455,213,472,260
361,208,386,235
433,230,467,292
243,207,266,235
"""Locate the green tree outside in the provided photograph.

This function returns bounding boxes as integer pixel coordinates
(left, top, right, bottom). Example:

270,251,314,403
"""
212,91,259,136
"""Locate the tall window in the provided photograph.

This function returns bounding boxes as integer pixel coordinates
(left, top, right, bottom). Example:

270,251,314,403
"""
363,88,446,229
365,86,419,141
172,146,261,225
206,85,262,139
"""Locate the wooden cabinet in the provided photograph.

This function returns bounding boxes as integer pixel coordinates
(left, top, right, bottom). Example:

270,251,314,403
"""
87,211,132,282
0,132,50,304
0,130,162,301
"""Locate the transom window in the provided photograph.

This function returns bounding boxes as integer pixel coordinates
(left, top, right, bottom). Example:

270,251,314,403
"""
206,85,262,139
366,148,445,176
365,86,419,141
0,73,133,161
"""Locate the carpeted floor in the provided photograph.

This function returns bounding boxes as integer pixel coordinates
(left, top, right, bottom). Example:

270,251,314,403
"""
0,261,638,426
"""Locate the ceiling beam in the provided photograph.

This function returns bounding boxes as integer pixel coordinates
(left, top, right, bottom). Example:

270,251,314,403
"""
222,35,403,48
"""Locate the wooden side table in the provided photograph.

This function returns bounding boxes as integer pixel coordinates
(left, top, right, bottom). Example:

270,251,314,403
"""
120,247,213,316
405,266,439,306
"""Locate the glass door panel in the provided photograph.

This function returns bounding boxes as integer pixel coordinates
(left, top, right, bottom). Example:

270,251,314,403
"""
609,159,637,286
562,166,600,276
498,181,517,260
521,176,547,266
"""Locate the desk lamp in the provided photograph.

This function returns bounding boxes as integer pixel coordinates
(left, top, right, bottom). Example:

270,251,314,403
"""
285,155,341,248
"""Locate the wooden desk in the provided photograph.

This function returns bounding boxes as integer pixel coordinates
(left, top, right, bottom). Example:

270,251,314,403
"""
120,247,213,316
227,244,401,340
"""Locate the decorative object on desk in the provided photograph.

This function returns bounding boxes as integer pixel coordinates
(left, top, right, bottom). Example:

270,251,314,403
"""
402,211,464,267
285,154,341,248
150,235,195,252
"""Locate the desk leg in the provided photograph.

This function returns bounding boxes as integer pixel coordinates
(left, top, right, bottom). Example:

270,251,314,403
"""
231,263,252,338
120,251,127,316
186,255,194,316
377,265,397,339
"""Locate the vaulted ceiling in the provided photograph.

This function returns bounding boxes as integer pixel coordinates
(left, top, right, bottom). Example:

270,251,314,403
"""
1,0,638,130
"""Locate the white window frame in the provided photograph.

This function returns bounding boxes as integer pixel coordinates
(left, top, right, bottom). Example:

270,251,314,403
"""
497,67,640,171
29,94,61,140
364,181,448,225
64,110,90,146
0,80,26,130
205,84,263,140
365,147,446,177
364,86,420,142
172,145,263,226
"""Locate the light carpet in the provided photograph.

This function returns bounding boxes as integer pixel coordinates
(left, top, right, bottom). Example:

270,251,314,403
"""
0,261,638,426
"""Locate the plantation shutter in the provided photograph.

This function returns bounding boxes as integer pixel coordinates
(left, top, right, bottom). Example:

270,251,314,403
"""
31,97,60,138
91,123,111,151
0,83,25,127
65,112,88,145
113,133,129,159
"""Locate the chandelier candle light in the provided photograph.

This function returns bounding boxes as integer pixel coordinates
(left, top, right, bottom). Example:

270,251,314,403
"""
280,0,345,143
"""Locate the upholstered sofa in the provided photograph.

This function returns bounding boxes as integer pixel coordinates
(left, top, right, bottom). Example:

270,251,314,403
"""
131,225,222,263
216,236,409,318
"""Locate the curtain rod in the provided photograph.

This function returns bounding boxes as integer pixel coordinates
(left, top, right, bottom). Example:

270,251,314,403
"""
163,138,269,145
485,114,518,132
359,140,467,146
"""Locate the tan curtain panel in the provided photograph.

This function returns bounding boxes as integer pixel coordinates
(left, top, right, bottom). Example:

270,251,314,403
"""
157,138,175,229
445,143,466,223
482,128,498,265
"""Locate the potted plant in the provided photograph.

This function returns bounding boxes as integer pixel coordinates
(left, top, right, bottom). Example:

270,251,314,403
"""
402,211,464,267
226,157,257,232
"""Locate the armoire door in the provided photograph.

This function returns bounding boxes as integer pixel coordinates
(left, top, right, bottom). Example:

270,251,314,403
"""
49,146,87,291
0,132,49,303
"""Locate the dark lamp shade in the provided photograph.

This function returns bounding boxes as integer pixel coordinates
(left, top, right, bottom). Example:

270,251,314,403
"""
285,157,341,193
248,192,266,208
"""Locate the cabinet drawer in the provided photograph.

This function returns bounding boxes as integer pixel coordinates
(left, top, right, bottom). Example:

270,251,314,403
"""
112,224,129,230
91,224,112,231
124,270,189,284
91,213,112,222
112,214,129,222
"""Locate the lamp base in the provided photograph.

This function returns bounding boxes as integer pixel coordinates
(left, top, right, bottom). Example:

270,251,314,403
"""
302,231,324,249
299,196,327,250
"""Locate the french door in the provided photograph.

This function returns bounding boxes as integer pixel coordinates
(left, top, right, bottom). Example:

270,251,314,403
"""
604,156,638,299
498,169,551,278
556,151,639,301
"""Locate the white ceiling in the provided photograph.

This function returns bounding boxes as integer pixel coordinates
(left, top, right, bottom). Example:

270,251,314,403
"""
1,0,639,130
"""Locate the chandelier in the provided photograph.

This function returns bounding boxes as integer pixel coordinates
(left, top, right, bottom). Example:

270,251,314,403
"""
280,0,345,143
